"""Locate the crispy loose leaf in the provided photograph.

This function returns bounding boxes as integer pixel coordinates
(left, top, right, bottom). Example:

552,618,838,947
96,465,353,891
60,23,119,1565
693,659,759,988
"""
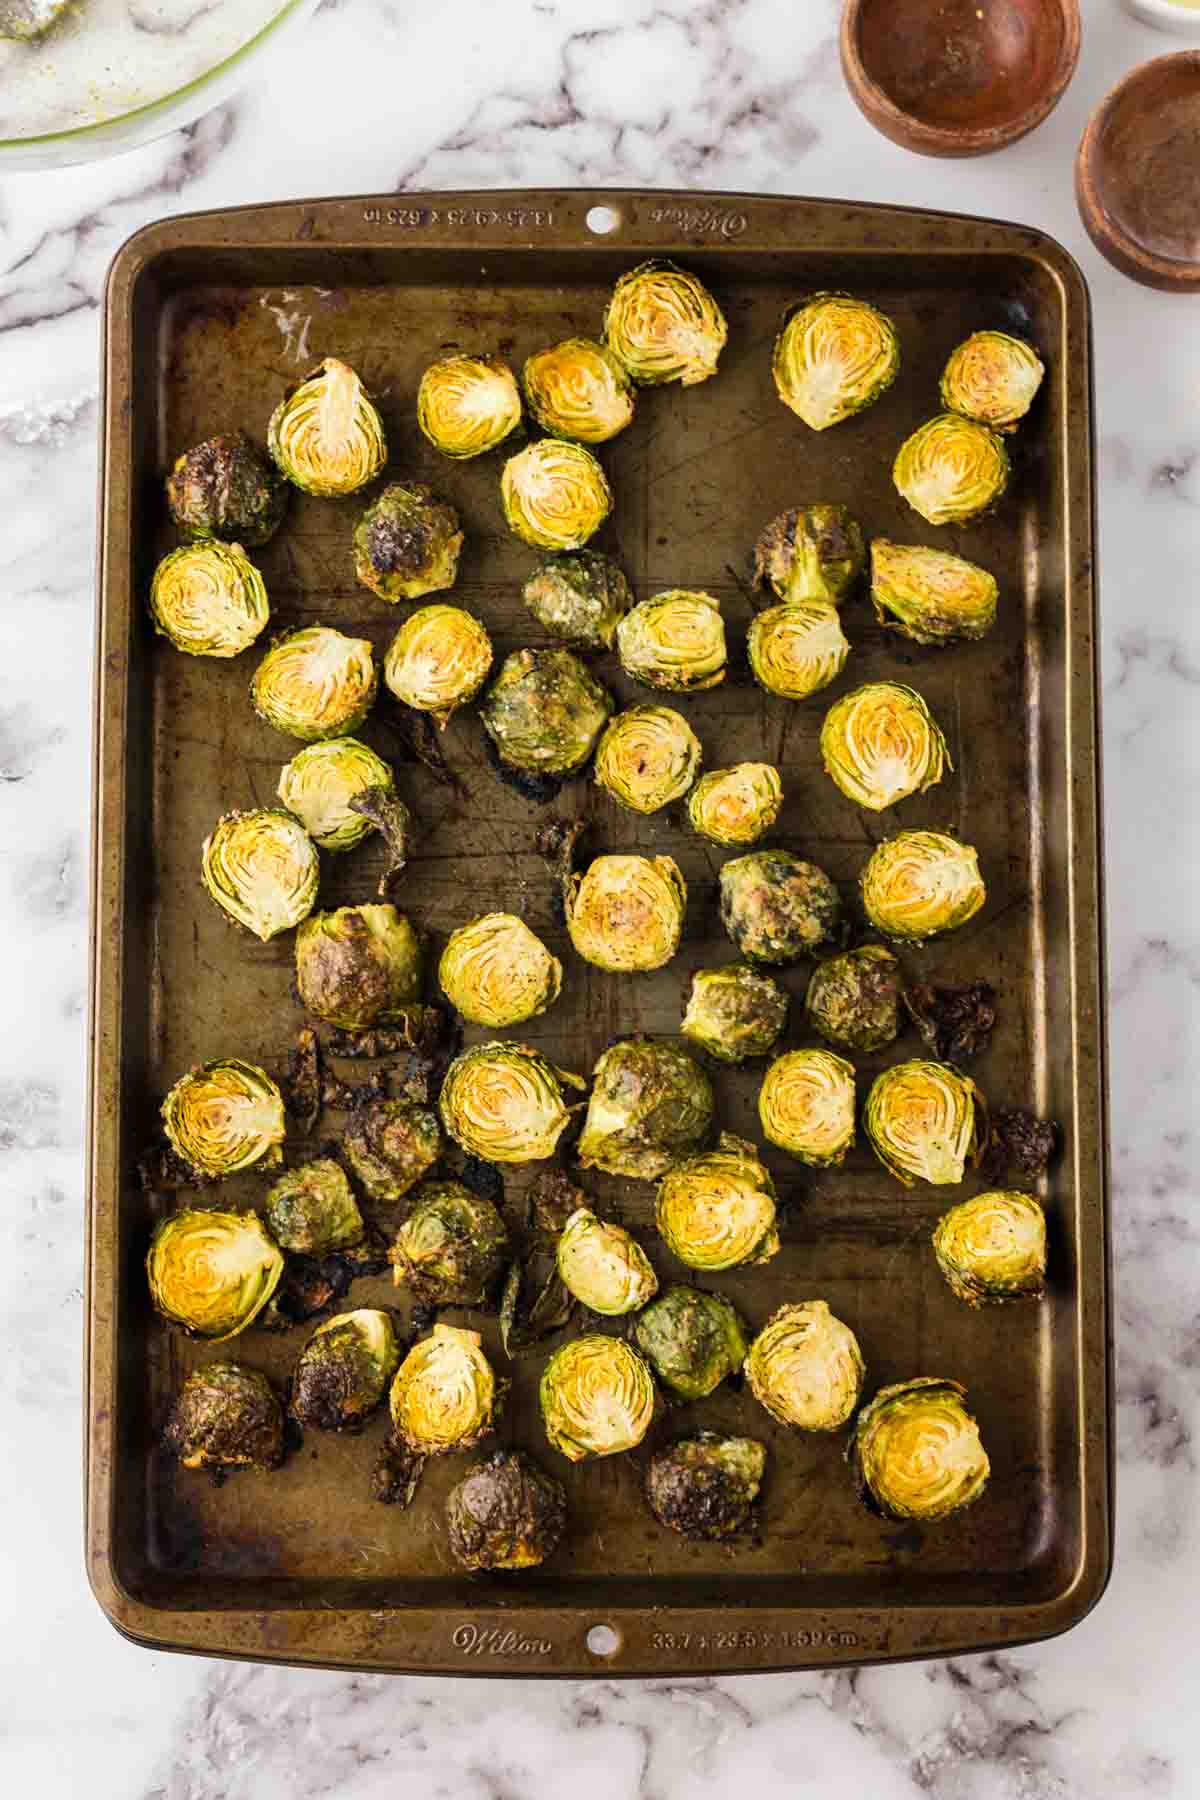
325,1006,448,1060
371,1437,427,1508
500,1258,577,1358
348,784,418,900
137,1142,216,1192
285,1026,323,1134
902,982,997,1063
984,1108,1059,1182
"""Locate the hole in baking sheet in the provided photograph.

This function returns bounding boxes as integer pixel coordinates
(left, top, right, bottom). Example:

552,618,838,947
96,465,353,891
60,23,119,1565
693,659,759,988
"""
587,1623,621,1657
586,205,622,236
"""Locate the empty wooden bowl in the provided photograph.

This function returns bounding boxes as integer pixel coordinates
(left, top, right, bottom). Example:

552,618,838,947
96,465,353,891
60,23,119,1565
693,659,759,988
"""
1076,51,1200,292
840,0,1081,157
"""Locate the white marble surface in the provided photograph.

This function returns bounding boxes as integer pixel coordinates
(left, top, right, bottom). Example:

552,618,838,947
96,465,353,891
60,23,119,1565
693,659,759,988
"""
2,0,1198,1793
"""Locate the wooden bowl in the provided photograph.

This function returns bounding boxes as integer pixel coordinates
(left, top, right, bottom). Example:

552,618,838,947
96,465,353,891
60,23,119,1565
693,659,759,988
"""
840,0,1081,158
1075,51,1200,292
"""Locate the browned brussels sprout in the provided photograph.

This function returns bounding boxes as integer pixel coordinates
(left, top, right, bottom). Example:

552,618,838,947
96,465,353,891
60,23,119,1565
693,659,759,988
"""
680,964,789,1064
166,432,288,546
940,331,1044,432
523,338,635,443
634,1286,749,1400
290,1309,400,1431
480,648,613,776
565,854,687,973
294,904,423,1031
354,483,464,604
752,504,865,605
932,1190,1047,1306
849,1378,990,1521
417,354,522,458
645,1433,766,1539
720,849,843,964
163,1362,285,1472
745,1300,864,1429
389,1180,509,1306
577,1038,714,1181
391,1323,505,1455
805,944,902,1052
521,550,633,652
147,1209,284,1340
603,260,727,387
262,1158,364,1255
773,294,899,431
446,1449,568,1570
341,1098,441,1202
893,414,1009,527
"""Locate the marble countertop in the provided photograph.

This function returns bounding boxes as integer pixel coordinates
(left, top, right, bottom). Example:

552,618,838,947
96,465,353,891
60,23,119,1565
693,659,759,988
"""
2,0,1197,1793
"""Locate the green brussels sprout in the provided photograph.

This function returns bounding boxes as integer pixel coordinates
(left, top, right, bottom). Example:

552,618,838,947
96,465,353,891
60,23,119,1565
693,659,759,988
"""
0,0,72,38
745,1300,865,1431
616,590,726,693
389,1180,509,1306
577,1038,714,1181
849,1377,990,1521
446,1449,568,1570
480,648,613,776
656,1132,779,1271
149,541,270,659
865,1059,986,1187
439,913,562,1027
752,504,866,605
252,626,378,741
521,550,633,652
291,1309,400,1431
603,260,727,387
417,354,522,458
861,831,986,942
540,1335,656,1461
438,1042,585,1164
773,293,900,431
940,331,1044,432
341,1098,441,1202
277,737,394,852
161,1058,286,1178
805,944,901,1052
556,1207,659,1315
680,964,789,1064
163,1362,285,1472
870,540,999,646
382,604,492,727
565,853,687,973
893,414,1010,527
353,482,464,604
594,706,702,814
201,808,319,942
263,1158,364,1254
720,849,843,964
634,1286,749,1400
687,764,782,848
166,432,287,547
747,599,850,700
390,1323,504,1455
524,337,635,443
295,904,422,1031
758,1048,857,1167
820,681,950,812
932,1190,1047,1305
147,1209,284,1340
501,440,612,550
267,356,386,496
645,1433,766,1539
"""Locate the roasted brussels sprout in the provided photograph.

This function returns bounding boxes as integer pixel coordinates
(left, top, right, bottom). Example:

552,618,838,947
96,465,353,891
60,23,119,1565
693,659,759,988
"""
521,550,633,652
719,849,842,965
933,1190,1046,1306
565,853,687,973
894,414,1010,527
773,293,899,431
656,1132,779,1271
687,763,782,848
267,356,386,496
147,1209,284,1340
603,260,727,387
201,808,319,942
382,604,492,727
870,540,999,646
353,483,464,603
746,599,850,701
149,542,270,659
524,338,635,443
753,504,866,606
341,1098,441,1202
166,432,288,547
820,681,950,812
680,964,789,1064
646,1433,766,1539
291,1309,400,1431
865,1059,986,1187
746,1300,865,1431
577,1038,714,1181
163,1362,285,1472
277,737,393,852
390,1323,504,1455
446,1449,567,1570
540,1335,656,1461
439,913,562,1027
861,831,986,942
161,1059,286,1178
556,1207,658,1316
389,1181,509,1306
849,1377,990,1521
758,1048,856,1167
263,1158,364,1254
805,944,901,1052
417,353,522,458
295,904,422,1031
252,626,377,741
438,1042,584,1164
941,331,1044,432
480,648,613,776
594,706,701,814
0,0,72,38
634,1286,749,1400
616,590,726,693
501,439,612,550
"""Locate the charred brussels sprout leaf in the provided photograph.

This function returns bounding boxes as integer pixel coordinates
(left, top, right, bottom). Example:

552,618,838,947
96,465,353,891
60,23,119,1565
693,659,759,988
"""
353,482,464,603
500,1257,576,1359
521,550,633,652
634,1286,749,1400
820,681,950,812
481,648,613,775
267,356,386,496
252,626,377,741
501,439,612,550
417,354,522,459
753,504,866,605
565,853,687,973
163,1362,285,1472
149,541,270,659
389,1180,509,1306
850,1378,990,1521
263,1158,364,1255
594,706,702,814
616,590,726,693
746,1300,865,1431
747,599,850,700
439,1042,585,1164
162,1059,286,1178
166,432,288,547
865,1059,986,1187
372,1439,427,1508
902,980,997,1063
656,1132,779,1271
446,1449,568,1570
680,964,789,1064
941,331,1044,432
147,1209,284,1340
291,1309,400,1431
556,1207,658,1316
687,763,782,848
983,1108,1060,1184
390,1322,504,1455
540,1335,656,1461
277,737,394,852
933,1190,1047,1306
870,540,999,646
524,337,635,443
758,1048,857,1167
861,831,986,942
341,1097,441,1202
603,260,727,387
805,944,902,1053
201,808,319,942
577,1038,714,1181
773,293,899,431
383,604,492,726
439,913,562,1027
894,414,1010,527
295,904,422,1031
645,1433,766,1540
347,784,418,899
720,849,843,965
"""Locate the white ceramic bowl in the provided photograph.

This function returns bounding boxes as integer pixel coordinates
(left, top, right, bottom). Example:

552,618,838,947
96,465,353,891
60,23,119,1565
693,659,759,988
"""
1124,0,1200,38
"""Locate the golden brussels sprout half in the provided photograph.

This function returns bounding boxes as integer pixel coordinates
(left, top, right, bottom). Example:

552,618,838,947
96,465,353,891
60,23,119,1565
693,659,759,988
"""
417,353,522,459
865,1059,986,1187
167,433,288,547
850,1377,990,1521
522,550,632,652
252,626,377,741
656,1131,779,1271
390,1323,504,1455
161,1058,286,1178
720,849,842,965
201,808,319,942
594,706,701,814
645,1432,766,1540
147,1209,284,1340
870,540,998,646
540,1335,656,1461
747,600,850,701
383,604,492,727
291,1309,401,1431
501,439,612,550
439,1042,585,1164
773,293,899,431
687,763,782,848
556,1207,659,1316
480,648,613,775
603,259,727,387
746,1300,865,1431
163,1362,285,1472
263,1157,364,1255
634,1287,749,1401
277,737,393,852
341,1097,441,1203
616,589,726,693
861,830,986,942
820,681,950,812
805,944,901,1052
565,853,686,973
267,356,386,496
149,542,270,659
439,913,562,1027
680,964,789,1064
753,504,866,606
893,414,1010,527
446,1449,567,1571
353,483,464,604
295,903,422,1031
758,1048,857,1167
390,1180,509,1306
940,331,1044,432
933,1190,1047,1306
524,337,635,443
577,1038,714,1181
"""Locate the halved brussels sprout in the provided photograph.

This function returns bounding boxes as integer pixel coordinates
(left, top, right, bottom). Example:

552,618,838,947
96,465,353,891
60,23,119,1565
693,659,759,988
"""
758,1048,857,1166
747,600,850,701
616,590,726,693
501,440,612,550
870,540,999,646
480,648,613,775
417,354,522,459
894,414,1010,527
446,1449,567,1570
166,433,288,547
438,1042,585,1164
540,1334,656,1461
680,964,789,1064
865,1059,986,1187
687,763,782,847
439,913,562,1027
267,356,386,496
161,1059,286,1178
389,1180,509,1306
201,809,319,942
933,1190,1046,1305
720,849,842,964
382,604,492,727
594,706,701,814
341,1097,441,1202
773,293,899,431
353,483,464,604
940,331,1044,432
634,1286,749,1400
805,944,901,1052
263,1157,364,1254
252,626,377,741
524,338,635,443
577,1038,714,1181
820,681,950,812
646,1434,766,1540
521,550,633,652
291,1309,400,1431
295,903,422,1031
557,1207,658,1316
850,1377,990,1521
147,1209,284,1340
745,1300,865,1431
277,737,394,852
565,853,686,973
603,260,727,387
390,1323,503,1455
753,504,866,605
149,542,270,659
861,831,986,942
163,1362,285,1472
656,1132,779,1271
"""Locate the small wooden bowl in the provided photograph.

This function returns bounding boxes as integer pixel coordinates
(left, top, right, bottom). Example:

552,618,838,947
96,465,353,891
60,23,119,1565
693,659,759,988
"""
840,0,1081,158
1075,51,1200,292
